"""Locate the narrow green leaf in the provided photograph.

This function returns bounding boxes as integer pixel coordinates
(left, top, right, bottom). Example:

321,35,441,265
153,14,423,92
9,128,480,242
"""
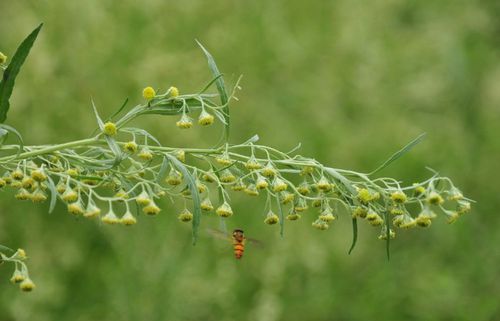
0,124,24,156
348,218,358,254
156,156,170,183
0,128,8,145
198,74,224,94
369,133,427,176
196,41,230,144
0,244,14,253
109,98,129,121
0,23,43,123
276,197,285,238
46,176,58,214
92,100,123,165
166,154,202,245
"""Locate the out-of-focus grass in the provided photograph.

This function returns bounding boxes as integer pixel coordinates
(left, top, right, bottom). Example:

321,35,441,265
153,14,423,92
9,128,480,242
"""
1,1,499,320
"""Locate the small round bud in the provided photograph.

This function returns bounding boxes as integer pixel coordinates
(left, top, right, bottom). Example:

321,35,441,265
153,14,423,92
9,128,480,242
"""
457,200,471,214
312,219,329,230
31,189,47,203
11,169,24,180
416,216,432,227
16,249,27,259
297,181,311,195
68,201,85,215
103,122,117,136
300,166,314,176
245,156,262,170
142,86,156,100
84,204,101,218
294,198,308,212
10,270,25,283
215,153,233,166
366,210,384,226
135,191,151,206
427,192,444,205
216,202,233,218
244,184,259,196
20,278,36,292
0,52,7,64
15,188,31,201
62,188,79,202
286,211,301,221
357,188,373,204
220,169,236,183
165,169,183,185
272,177,288,192
231,180,246,192
202,170,217,183
261,163,277,177
138,148,154,161
176,114,193,129
30,169,47,182
316,176,332,192
413,184,426,197
389,206,405,216
319,208,336,223
280,191,295,204
255,175,269,190
123,141,138,154
169,86,179,98
390,191,407,204
178,209,193,222
102,209,120,224
21,177,35,190
201,197,214,211
351,206,368,218
311,198,323,208
120,211,137,225
378,228,396,240
142,201,161,216
197,181,207,193
174,149,186,163
66,168,79,177
446,211,460,224
198,110,215,126
114,189,129,200
264,211,279,225
0,178,6,188
448,187,463,201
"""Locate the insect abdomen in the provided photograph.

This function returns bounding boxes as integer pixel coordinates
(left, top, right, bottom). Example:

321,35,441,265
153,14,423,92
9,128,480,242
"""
233,242,245,259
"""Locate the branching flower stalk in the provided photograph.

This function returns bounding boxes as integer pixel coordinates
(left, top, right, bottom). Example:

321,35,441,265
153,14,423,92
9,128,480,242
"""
0,25,472,291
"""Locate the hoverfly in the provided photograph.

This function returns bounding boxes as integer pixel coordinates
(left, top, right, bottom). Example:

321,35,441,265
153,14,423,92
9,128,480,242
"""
208,228,261,260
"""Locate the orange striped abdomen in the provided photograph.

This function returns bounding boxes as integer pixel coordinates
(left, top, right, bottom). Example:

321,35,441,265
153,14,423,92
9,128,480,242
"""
233,241,245,259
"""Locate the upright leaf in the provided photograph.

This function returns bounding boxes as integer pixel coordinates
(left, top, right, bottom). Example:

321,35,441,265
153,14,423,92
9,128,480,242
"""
348,218,358,254
196,41,230,144
0,24,43,123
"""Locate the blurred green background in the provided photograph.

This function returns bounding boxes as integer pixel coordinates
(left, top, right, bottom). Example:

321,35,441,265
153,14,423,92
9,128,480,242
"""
1,0,499,320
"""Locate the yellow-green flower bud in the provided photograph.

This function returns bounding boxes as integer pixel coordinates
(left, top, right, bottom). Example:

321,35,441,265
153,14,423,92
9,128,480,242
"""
245,156,262,170
31,189,47,203
264,211,279,225
174,149,186,162
231,180,246,192
114,189,129,200
178,209,193,222
389,206,405,216
244,184,259,196
416,216,432,227
68,201,85,215
255,175,269,190
390,191,407,204
84,204,101,218
427,192,444,205
312,219,329,230
261,163,277,177
413,184,426,197
198,110,215,126
20,278,36,292
216,202,233,218
142,86,156,100
357,188,373,204
446,211,460,224
378,228,396,240
123,141,138,154
15,188,31,201
30,169,47,182
66,168,79,177
0,178,6,188
286,211,301,221
169,86,179,98
103,122,117,136
220,169,236,183
135,191,151,206
166,169,183,185
316,176,332,192
21,177,35,190
202,170,217,183
143,201,161,216
11,169,24,180
393,214,417,229
319,208,336,223
201,197,214,211
102,209,120,224
297,181,311,195
0,52,7,64
448,187,463,201
215,153,233,166
366,210,384,226
300,166,314,176
280,191,295,204
121,211,137,225
272,177,288,192
176,114,193,129
457,200,471,214
138,148,154,161
311,198,323,208
352,206,368,218
294,198,308,212
10,270,25,283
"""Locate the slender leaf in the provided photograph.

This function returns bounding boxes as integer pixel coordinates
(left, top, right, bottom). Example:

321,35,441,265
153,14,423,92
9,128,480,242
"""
0,123,24,156
0,24,43,123
46,176,58,214
92,99,123,165
369,133,427,175
276,197,285,238
348,218,358,254
0,128,8,145
196,41,230,144
108,98,129,121
0,244,14,253
166,154,202,245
